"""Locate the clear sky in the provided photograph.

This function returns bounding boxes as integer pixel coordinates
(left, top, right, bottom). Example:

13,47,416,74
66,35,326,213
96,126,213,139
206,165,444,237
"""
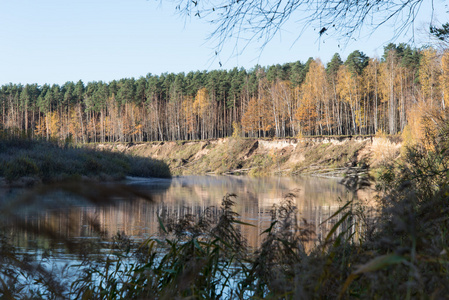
0,0,445,86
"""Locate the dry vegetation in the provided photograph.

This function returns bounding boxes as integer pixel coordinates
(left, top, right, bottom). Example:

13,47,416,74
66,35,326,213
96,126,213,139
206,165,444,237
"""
0,135,171,187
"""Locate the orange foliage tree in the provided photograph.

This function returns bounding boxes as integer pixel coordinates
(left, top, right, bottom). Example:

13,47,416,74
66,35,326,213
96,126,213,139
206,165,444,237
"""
296,59,329,135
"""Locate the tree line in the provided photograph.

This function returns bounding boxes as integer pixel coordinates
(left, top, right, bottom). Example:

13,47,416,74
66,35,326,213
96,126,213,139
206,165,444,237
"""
1,43,447,143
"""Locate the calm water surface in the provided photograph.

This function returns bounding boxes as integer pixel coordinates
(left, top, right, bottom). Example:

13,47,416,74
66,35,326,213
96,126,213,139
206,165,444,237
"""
4,175,374,250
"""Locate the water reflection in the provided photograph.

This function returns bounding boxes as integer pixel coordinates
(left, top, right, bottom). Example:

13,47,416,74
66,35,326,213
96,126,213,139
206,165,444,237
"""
5,175,374,250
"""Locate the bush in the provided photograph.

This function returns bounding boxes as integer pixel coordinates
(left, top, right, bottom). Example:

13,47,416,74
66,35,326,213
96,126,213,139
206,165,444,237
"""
4,156,39,181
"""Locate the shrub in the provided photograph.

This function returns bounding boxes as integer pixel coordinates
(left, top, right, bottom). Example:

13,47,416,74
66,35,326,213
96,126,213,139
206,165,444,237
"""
4,156,39,181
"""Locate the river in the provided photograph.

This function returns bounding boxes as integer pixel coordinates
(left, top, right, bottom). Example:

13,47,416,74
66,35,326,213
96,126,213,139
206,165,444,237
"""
3,175,375,250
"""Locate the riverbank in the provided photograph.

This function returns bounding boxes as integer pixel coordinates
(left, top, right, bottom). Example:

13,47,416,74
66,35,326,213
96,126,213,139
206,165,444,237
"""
0,138,171,187
95,135,401,178
0,135,400,187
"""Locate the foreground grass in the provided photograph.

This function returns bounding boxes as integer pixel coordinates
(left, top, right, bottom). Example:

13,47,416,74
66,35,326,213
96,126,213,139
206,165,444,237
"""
0,137,171,184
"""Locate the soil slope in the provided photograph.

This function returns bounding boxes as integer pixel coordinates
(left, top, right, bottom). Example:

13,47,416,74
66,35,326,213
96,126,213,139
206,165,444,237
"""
96,136,401,177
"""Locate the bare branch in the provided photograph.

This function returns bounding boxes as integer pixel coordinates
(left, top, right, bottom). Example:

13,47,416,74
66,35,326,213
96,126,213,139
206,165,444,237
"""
172,0,433,55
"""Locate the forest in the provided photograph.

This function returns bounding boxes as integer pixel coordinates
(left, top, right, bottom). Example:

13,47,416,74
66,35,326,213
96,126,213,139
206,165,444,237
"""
1,43,447,143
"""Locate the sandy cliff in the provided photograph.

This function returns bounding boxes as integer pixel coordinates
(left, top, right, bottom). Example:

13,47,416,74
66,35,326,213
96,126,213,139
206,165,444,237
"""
96,136,401,177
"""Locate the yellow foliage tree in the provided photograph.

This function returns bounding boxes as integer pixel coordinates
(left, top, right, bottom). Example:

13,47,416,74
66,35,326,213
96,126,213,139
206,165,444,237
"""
69,107,82,143
193,88,210,116
363,58,380,132
241,97,259,134
241,96,274,136
49,111,60,139
270,80,296,136
441,51,449,109
231,121,242,139
337,64,363,133
193,88,210,139
402,104,425,147
295,59,329,135
420,47,441,108
35,117,46,138
182,96,196,135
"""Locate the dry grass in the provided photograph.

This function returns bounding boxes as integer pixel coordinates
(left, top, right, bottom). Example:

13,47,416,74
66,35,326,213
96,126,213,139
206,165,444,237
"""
370,132,402,168
0,136,171,186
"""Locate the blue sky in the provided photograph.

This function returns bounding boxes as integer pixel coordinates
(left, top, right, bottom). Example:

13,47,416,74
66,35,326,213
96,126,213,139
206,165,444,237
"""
0,0,445,85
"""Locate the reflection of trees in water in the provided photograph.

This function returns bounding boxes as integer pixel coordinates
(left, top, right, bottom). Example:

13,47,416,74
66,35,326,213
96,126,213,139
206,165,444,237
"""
8,176,374,250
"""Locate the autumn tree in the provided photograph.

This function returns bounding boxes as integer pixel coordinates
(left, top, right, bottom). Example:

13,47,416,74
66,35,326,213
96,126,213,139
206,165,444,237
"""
241,95,274,137
419,47,441,108
441,51,449,110
295,59,329,135
363,58,381,133
193,87,211,139
270,80,295,137
337,65,360,134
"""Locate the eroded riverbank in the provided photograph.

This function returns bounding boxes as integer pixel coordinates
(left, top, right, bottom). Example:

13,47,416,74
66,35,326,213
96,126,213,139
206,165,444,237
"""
96,136,401,177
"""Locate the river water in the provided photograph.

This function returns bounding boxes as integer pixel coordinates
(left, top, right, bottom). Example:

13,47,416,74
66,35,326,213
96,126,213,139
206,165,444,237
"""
3,175,375,250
